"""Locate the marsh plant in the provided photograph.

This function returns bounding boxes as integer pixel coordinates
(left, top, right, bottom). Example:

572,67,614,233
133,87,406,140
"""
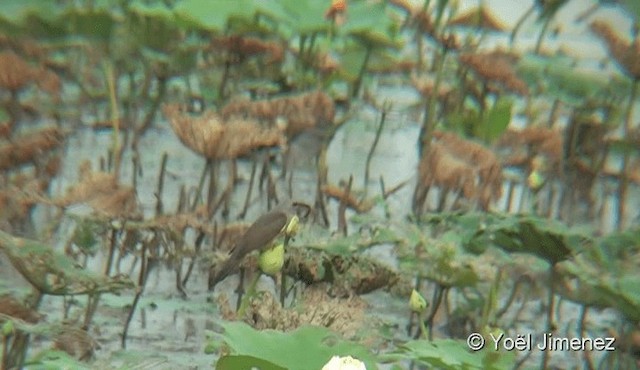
0,1,639,369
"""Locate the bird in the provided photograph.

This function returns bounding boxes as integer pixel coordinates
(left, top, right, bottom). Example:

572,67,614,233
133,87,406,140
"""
208,200,310,291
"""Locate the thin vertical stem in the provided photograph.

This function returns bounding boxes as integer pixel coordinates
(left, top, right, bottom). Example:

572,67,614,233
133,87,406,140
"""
364,104,389,193
617,78,638,230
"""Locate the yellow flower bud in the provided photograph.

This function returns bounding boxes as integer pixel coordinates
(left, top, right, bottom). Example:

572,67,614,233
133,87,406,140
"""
409,289,428,313
284,214,300,237
527,170,544,190
258,243,285,276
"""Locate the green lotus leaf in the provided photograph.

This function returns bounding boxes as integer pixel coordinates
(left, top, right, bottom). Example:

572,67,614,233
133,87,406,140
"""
214,321,378,370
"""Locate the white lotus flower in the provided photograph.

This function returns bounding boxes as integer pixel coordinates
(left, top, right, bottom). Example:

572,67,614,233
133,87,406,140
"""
321,355,367,370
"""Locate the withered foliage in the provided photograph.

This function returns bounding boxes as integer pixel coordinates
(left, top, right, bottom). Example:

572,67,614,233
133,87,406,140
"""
0,294,42,323
321,184,375,214
0,51,38,91
459,51,528,96
162,103,286,160
416,132,503,210
497,126,563,171
210,35,284,64
0,51,60,96
0,174,50,232
53,326,100,361
448,6,507,32
221,90,336,139
284,247,402,296
217,287,368,338
56,162,139,218
0,127,64,171
590,20,640,79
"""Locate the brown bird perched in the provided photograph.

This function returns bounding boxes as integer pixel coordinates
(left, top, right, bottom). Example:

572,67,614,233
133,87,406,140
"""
208,200,310,290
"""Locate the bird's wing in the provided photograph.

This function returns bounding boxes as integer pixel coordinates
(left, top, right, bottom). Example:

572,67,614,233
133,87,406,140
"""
230,210,288,260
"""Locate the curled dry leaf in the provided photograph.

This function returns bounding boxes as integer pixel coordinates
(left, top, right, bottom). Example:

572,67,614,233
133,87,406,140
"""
221,90,335,139
459,51,528,96
590,20,640,79
56,162,139,218
162,104,286,159
0,127,64,171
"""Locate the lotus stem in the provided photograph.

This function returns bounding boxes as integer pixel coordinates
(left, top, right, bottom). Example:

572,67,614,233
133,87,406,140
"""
617,78,638,230
239,154,258,219
535,16,553,55
542,265,556,370
237,272,261,318
352,45,372,98
337,175,353,236
155,152,168,216
510,3,535,47
105,62,121,179
132,74,168,157
364,103,389,193
418,48,448,155
122,237,149,349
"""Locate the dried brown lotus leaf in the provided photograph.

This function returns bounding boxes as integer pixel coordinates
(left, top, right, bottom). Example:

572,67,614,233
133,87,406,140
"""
497,126,563,169
0,127,64,171
448,6,507,32
163,104,285,159
0,51,38,91
417,132,504,209
459,51,528,96
57,167,138,218
0,294,42,323
53,326,99,361
221,90,335,138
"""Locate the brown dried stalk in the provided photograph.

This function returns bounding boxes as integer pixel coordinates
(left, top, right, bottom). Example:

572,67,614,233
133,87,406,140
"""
590,20,640,79
459,51,528,96
162,103,285,160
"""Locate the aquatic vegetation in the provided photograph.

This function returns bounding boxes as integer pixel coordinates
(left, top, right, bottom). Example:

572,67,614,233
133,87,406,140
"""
0,0,638,369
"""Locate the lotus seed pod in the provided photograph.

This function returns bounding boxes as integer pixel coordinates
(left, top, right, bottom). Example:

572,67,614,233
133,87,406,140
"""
258,243,285,276
321,355,367,370
409,289,428,313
